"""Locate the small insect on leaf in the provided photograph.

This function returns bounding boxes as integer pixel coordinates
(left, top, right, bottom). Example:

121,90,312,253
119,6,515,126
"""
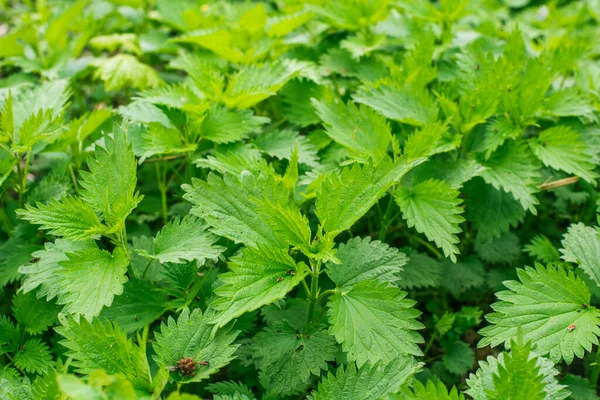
176,356,198,377
568,324,576,332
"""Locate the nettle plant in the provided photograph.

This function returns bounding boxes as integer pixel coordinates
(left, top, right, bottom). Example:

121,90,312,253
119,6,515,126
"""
2,0,600,399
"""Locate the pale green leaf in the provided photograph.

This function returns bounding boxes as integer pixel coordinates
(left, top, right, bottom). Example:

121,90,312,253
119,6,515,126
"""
56,315,151,390
308,359,421,400
224,60,304,109
79,127,143,230
92,54,161,91
254,129,319,167
327,279,423,367
313,99,391,163
400,380,465,400
17,196,106,240
316,156,426,237
530,126,598,185
136,215,225,265
55,247,129,319
182,173,285,248
467,337,569,400
395,179,464,261
209,246,309,328
19,240,96,301
353,84,438,126
478,264,600,364
560,222,600,287
200,106,269,144
326,236,406,290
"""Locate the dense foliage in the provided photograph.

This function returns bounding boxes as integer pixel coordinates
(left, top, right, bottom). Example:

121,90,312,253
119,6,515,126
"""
1,0,600,399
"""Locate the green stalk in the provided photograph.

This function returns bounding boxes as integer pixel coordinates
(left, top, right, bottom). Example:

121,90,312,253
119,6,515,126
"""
591,348,600,387
305,259,322,330
17,149,32,208
155,162,168,224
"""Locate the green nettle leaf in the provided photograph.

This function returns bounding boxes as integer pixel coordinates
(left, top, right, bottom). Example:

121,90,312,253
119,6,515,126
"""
525,235,561,264
478,264,600,364
397,249,442,290
57,371,138,400
403,122,457,161
99,278,167,333
56,315,151,390
13,338,53,375
464,177,526,241
223,60,304,109
254,128,319,167
480,141,541,214
326,236,406,290
79,128,143,230
256,198,312,248
12,291,61,334
152,308,239,383
560,375,597,400
209,246,309,328
312,98,391,163
442,340,475,376
55,247,129,319
474,232,521,265
136,215,225,265
395,179,465,262
13,109,64,152
327,280,424,367
352,84,439,126
138,123,196,161
308,359,421,400
17,196,106,240
560,222,600,288
183,173,285,248
92,54,161,91
11,79,71,135
400,380,465,400
529,126,598,185
253,322,337,396
207,381,256,400
316,156,426,237
199,106,270,144
466,337,569,400
19,240,96,301
544,87,596,120
441,256,485,297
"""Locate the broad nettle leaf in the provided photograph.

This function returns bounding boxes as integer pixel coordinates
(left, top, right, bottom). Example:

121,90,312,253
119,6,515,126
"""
327,280,424,367
152,308,239,383
209,246,309,327
479,264,600,364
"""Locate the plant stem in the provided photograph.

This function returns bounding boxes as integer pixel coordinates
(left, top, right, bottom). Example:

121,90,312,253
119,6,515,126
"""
17,149,32,207
155,162,168,224
591,347,600,387
305,260,321,330
412,234,443,259
423,332,437,356
68,164,79,191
